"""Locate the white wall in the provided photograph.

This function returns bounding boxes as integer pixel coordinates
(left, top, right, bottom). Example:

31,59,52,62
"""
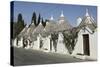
72,29,84,55
33,35,40,50
13,38,17,47
57,32,69,54
51,41,55,52
41,36,50,51
89,29,97,60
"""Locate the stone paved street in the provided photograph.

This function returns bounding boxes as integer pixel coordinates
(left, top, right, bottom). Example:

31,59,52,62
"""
13,47,86,66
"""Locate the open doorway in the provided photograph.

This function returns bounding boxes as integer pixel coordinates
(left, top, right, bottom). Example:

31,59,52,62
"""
83,34,90,56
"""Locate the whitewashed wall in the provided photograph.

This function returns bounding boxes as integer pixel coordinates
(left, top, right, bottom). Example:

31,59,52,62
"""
17,37,23,48
13,38,17,47
32,35,40,50
51,41,55,52
57,32,69,54
88,29,97,60
41,36,51,52
72,29,84,56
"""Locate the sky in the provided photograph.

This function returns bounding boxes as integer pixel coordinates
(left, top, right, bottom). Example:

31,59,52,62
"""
12,1,97,26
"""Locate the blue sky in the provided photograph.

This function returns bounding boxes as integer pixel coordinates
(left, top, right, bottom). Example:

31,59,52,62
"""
13,1,97,26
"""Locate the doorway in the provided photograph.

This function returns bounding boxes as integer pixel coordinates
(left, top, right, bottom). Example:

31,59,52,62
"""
83,34,90,56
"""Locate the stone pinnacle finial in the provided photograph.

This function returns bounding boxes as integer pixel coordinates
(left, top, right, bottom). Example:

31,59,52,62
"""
85,8,89,16
50,15,54,20
61,10,64,17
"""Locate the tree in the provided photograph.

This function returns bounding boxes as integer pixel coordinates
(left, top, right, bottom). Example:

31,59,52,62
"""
12,13,26,39
11,22,17,38
37,13,41,26
17,14,26,35
17,13,22,22
42,18,46,27
51,32,58,52
62,28,78,54
31,12,37,26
